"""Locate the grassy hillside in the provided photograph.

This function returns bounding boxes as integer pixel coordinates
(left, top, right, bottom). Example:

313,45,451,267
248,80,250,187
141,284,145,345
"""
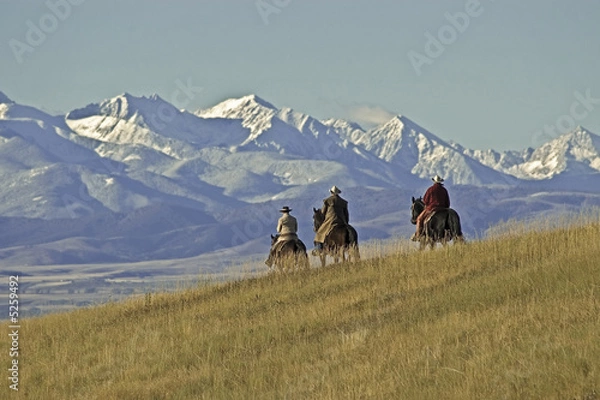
2,220,600,399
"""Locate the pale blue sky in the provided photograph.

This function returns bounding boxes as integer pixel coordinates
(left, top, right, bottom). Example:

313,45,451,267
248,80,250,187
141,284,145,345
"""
1,0,599,150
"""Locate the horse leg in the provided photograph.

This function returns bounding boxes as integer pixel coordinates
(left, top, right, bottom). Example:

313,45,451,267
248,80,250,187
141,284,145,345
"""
282,250,296,272
295,250,309,270
441,231,449,247
301,253,310,269
337,247,344,263
354,245,361,261
287,253,296,272
277,255,286,273
319,252,326,268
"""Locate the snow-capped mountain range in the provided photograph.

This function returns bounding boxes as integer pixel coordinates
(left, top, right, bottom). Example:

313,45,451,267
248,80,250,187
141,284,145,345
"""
1,90,600,266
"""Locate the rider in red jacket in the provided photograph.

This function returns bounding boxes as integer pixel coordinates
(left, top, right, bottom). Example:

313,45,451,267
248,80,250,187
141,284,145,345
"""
412,175,450,241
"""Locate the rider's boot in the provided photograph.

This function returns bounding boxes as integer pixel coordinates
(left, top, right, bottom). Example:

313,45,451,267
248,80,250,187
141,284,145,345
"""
312,242,323,256
410,225,422,241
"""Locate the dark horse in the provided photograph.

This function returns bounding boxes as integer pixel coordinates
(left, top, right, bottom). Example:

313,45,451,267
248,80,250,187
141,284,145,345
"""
312,208,360,267
411,197,465,249
269,235,309,272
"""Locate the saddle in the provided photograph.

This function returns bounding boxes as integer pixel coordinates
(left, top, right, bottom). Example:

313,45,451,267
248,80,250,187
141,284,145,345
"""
415,209,444,240
423,210,438,225
318,224,356,246
422,208,457,235
273,236,306,255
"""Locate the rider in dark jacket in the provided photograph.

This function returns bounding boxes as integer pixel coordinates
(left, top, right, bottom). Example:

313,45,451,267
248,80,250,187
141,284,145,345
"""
314,185,348,249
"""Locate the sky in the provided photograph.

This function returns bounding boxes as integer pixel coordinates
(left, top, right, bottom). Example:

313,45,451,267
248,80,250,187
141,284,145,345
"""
1,0,599,151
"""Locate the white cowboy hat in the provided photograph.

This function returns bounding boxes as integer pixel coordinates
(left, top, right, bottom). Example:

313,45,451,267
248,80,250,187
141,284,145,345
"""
330,185,341,194
432,175,444,183
279,206,292,213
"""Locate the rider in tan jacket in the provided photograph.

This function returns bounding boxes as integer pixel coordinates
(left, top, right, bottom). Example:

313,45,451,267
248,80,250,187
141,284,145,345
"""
265,206,298,266
276,206,298,241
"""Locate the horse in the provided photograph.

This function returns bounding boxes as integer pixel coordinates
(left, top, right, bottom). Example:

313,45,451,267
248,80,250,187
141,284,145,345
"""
269,234,309,272
312,208,360,267
410,196,465,250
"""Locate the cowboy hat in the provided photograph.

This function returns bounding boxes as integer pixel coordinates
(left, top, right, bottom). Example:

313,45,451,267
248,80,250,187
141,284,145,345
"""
432,175,444,183
330,185,341,194
279,206,292,213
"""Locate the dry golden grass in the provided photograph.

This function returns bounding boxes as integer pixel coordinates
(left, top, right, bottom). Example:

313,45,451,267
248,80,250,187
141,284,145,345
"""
2,218,600,399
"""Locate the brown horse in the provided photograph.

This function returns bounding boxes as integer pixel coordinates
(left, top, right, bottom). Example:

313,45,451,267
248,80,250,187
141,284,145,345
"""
411,196,465,250
269,235,309,272
312,208,360,267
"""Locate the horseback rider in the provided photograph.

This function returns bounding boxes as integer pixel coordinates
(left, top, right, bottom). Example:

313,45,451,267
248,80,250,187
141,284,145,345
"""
411,175,450,241
314,185,349,252
265,206,298,267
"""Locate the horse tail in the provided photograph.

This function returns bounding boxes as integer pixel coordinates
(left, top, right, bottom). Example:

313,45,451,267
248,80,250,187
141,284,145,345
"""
347,225,360,261
296,239,307,254
448,209,463,240
348,225,358,245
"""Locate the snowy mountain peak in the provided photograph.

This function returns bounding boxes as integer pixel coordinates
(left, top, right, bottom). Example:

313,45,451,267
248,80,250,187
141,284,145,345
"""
0,91,14,104
239,94,275,109
321,118,365,133
529,126,600,174
194,94,279,138
147,93,166,102
197,94,277,119
379,114,424,132
466,126,600,180
534,126,598,157
64,92,195,154
67,92,179,123
367,115,435,146
558,125,594,142
356,115,434,165
108,92,177,115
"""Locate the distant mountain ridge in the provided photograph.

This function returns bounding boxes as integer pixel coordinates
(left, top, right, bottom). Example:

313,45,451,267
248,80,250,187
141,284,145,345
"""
2,90,600,266
460,126,600,180
5,91,600,186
